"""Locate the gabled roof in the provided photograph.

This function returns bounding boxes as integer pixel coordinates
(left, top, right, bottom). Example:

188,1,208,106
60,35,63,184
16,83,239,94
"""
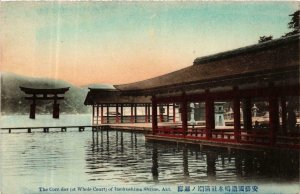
114,34,299,94
85,34,299,105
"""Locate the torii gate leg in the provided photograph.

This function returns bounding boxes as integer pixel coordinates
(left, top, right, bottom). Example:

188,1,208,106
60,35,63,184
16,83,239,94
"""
30,103,36,119
53,101,60,119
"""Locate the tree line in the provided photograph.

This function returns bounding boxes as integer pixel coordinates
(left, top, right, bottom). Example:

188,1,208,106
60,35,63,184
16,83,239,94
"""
259,10,299,43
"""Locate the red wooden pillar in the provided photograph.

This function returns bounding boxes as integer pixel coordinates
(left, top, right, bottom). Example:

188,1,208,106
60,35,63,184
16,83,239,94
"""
159,105,164,122
148,104,151,122
145,105,148,123
134,104,137,123
233,99,241,142
205,90,214,139
152,96,158,134
92,105,95,124
181,93,188,136
130,104,134,123
243,98,252,130
116,104,119,123
173,103,176,123
95,105,99,124
100,104,104,124
269,95,279,145
281,97,287,134
120,104,124,123
167,104,170,122
106,105,110,124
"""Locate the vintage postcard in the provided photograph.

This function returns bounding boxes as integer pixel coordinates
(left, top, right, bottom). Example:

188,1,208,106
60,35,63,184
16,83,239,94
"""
0,1,299,194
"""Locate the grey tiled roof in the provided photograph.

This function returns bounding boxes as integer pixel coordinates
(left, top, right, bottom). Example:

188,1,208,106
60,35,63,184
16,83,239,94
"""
114,34,299,92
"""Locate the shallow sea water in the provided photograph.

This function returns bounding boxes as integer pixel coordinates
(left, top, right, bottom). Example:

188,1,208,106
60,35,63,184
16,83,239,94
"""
0,115,299,194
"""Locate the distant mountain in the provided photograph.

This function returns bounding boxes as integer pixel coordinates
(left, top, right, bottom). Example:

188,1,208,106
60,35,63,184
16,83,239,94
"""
0,72,113,115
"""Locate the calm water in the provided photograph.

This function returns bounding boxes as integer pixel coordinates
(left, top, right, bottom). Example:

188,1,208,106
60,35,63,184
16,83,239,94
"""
0,115,299,194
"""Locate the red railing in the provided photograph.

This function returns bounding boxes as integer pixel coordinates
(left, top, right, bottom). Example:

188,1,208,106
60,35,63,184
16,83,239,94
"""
276,135,300,145
155,126,184,136
186,127,207,140
241,135,270,145
211,129,235,142
154,126,300,148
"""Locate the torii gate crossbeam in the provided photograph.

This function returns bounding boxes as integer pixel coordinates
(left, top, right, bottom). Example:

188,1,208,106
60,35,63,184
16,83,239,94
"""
20,87,70,119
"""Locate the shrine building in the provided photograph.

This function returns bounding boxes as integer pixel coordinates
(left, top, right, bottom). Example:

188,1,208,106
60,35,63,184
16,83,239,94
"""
84,34,299,149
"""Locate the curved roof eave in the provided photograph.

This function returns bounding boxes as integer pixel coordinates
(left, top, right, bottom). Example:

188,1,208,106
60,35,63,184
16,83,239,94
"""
114,34,299,93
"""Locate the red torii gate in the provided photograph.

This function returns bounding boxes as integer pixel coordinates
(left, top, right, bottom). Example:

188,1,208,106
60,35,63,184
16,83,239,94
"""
20,87,69,119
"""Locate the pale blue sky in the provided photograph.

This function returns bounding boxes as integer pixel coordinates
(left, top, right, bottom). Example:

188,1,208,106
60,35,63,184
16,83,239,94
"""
1,2,298,85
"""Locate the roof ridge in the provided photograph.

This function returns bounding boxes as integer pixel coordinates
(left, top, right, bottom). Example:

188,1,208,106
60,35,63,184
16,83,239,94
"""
194,33,299,65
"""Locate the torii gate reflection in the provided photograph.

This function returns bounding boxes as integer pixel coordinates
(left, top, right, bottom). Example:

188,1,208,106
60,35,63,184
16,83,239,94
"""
20,87,69,119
